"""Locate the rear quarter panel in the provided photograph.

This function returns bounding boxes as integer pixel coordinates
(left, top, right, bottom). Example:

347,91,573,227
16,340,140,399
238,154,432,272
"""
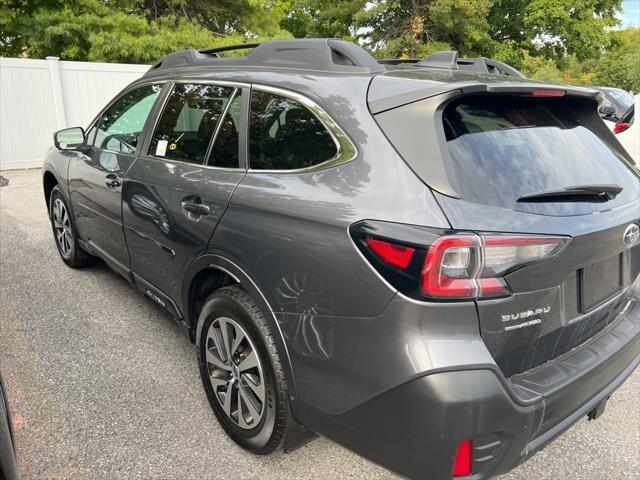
210,73,449,317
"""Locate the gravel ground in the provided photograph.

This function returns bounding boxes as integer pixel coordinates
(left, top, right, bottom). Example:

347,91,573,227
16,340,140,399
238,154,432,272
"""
0,168,638,480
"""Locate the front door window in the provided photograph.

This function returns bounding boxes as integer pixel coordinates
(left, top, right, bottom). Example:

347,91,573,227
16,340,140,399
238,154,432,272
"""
93,84,162,155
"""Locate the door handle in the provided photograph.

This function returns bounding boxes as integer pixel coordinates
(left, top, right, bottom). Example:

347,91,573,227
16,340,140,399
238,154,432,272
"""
105,173,121,189
181,200,210,216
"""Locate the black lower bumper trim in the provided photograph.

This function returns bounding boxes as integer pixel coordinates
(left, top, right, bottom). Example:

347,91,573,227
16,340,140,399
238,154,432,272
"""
525,353,639,456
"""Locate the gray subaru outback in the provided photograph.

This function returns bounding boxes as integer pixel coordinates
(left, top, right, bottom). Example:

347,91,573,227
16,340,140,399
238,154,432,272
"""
43,39,639,480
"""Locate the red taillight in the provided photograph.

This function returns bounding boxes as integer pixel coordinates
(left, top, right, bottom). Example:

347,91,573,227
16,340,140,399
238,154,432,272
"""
422,236,478,298
452,439,473,477
351,220,570,302
365,238,415,269
477,277,508,295
421,234,567,299
614,122,630,134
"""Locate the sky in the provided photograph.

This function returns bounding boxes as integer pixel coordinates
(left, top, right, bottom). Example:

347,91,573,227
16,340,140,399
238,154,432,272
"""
621,0,640,26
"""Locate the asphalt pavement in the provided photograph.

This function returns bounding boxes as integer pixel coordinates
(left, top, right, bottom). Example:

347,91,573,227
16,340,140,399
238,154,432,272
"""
0,168,638,480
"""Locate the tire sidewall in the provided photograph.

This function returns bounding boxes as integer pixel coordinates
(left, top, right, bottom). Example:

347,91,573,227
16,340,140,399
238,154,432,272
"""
49,186,77,263
197,293,280,452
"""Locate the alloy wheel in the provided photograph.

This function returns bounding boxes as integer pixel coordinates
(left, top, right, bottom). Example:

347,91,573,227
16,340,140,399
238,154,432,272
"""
52,198,73,258
205,316,266,429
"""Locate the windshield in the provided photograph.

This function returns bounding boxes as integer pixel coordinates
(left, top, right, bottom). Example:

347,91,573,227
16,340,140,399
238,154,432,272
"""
442,95,639,216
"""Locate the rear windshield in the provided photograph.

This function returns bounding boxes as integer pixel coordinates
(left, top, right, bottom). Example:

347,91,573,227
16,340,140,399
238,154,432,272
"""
441,95,639,215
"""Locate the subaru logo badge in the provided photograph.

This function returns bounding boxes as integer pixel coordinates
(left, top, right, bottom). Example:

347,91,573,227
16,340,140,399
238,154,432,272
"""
623,223,640,247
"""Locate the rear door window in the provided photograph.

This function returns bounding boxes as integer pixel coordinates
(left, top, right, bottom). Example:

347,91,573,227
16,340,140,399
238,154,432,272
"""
149,83,235,165
249,90,337,170
441,95,639,214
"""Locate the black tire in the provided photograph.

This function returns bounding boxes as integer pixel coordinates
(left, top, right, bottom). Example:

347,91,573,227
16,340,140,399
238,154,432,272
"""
197,286,288,454
48,186,94,268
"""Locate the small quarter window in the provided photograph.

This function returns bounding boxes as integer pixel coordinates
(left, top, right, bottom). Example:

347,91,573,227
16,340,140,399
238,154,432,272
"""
149,83,235,164
94,84,162,154
249,91,337,170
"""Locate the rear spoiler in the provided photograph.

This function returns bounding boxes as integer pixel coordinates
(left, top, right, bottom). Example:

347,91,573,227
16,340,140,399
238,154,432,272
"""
368,81,603,115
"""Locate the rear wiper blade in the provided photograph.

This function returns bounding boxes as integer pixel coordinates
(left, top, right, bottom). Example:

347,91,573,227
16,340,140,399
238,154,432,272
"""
517,184,623,203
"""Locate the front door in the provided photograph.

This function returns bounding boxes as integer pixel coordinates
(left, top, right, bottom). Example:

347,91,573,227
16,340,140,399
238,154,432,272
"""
68,83,163,272
123,82,247,306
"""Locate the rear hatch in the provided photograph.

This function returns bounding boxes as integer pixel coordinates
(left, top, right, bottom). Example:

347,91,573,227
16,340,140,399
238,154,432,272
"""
371,75,640,376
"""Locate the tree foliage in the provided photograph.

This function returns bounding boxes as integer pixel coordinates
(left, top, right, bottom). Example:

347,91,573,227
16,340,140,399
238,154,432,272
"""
0,0,289,62
593,28,640,91
277,0,364,39
0,0,637,90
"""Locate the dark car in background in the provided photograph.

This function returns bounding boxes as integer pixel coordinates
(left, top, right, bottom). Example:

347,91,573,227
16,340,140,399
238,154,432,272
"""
42,39,640,480
592,86,635,122
0,370,18,480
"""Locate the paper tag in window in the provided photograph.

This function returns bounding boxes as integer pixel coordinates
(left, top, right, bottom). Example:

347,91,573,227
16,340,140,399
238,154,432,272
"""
156,140,168,156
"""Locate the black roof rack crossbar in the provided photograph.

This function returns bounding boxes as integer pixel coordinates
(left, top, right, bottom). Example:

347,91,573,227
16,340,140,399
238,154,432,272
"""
478,58,525,77
416,51,459,70
146,38,385,75
199,43,261,56
381,51,525,77
147,40,524,78
454,57,525,77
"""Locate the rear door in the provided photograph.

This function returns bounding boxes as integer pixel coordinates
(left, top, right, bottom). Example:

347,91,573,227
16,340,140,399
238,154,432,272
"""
375,90,640,376
122,81,247,309
69,83,163,273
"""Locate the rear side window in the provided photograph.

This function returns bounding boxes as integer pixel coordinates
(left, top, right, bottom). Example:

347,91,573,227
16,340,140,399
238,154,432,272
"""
249,91,337,170
94,84,161,154
441,95,639,213
149,83,235,165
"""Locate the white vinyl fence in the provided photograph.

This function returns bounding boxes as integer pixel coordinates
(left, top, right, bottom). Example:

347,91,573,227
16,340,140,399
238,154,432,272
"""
0,57,149,170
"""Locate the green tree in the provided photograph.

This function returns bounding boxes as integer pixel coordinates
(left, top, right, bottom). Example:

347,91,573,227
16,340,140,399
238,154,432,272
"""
354,0,482,58
277,0,364,39
0,0,66,55
354,0,433,57
428,0,492,55
525,0,622,61
25,1,216,62
489,0,623,62
0,0,289,62
519,50,564,83
593,28,640,91
133,0,284,38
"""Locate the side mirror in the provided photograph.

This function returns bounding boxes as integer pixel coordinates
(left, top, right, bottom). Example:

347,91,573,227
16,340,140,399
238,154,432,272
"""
600,105,616,118
54,127,85,150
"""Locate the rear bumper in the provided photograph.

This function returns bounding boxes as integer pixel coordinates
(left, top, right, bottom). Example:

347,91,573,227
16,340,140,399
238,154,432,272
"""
293,297,640,480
